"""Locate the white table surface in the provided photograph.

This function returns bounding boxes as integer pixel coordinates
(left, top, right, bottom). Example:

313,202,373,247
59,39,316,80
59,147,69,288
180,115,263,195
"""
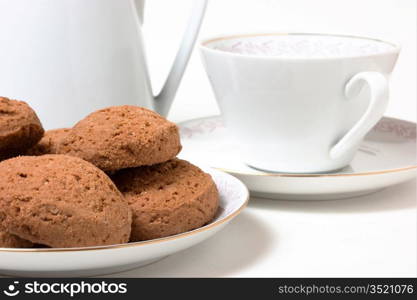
105,0,417,278
107,180,416,278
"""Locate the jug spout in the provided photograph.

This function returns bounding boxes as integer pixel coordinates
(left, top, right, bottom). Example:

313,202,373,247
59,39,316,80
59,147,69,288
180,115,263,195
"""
136,0,208,117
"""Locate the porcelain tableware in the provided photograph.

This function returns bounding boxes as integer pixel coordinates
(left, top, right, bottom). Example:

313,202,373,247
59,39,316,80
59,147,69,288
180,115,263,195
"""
179,116,416,200
200,33,400,173
0,167,249,277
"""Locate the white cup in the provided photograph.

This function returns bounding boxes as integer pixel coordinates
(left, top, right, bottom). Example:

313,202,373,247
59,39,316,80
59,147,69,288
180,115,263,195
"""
200,33,400,173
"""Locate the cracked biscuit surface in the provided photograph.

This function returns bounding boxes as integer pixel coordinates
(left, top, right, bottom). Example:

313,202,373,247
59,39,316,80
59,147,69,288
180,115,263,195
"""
58,106,182,171
113,159,219,242
0,154,132,248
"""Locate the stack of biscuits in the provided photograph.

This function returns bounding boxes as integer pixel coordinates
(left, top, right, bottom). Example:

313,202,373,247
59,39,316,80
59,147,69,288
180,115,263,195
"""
0,96,219,248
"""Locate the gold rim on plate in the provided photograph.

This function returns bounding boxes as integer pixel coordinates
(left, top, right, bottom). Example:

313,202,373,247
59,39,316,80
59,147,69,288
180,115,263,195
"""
0,177,250,253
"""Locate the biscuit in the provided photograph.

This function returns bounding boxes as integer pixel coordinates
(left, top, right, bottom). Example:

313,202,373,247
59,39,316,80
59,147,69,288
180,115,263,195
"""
0,97,44,160
0,155,132,248
26,128,70,156
58,106,181,171
0,231,33,248
113,159,219,241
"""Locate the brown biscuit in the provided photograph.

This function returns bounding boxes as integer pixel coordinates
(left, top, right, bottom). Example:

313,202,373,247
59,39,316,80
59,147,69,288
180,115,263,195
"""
26,128,70,156
0,155,132,248
0,97,44,160
113,159,219,242
0,231,33,248
58,106,182,171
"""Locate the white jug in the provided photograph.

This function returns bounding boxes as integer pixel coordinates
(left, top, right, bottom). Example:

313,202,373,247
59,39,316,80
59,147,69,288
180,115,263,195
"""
0,0,207,129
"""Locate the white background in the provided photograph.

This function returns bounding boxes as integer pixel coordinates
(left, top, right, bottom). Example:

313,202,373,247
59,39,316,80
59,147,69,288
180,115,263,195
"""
114,0,417,278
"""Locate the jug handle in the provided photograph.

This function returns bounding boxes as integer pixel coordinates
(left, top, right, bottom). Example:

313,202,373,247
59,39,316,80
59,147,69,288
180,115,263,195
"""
133,0,208,117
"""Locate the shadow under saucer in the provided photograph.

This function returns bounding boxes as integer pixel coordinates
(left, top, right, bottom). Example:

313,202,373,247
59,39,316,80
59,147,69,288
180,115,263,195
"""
249,180,416,214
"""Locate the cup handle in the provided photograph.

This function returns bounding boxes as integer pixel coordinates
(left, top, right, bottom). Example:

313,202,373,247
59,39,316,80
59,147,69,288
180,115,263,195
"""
330,72,389,159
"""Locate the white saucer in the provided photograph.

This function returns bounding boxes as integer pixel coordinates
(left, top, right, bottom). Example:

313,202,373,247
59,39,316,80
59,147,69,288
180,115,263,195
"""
0,168,249,277
179,116,417,200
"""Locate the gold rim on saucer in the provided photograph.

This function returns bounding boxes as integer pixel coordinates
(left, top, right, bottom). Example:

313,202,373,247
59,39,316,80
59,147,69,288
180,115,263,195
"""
179,116,417,178
219,165,417,178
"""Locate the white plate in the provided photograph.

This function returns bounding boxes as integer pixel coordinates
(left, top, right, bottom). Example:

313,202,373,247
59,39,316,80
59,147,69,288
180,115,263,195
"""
0,168,249,277
179,116,417,200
